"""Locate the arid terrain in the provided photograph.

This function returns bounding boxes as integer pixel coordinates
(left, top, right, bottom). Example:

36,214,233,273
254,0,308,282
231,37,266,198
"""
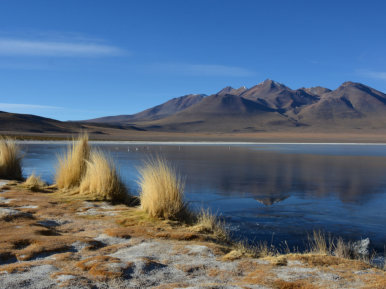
2,80,386,143
0,180,385,289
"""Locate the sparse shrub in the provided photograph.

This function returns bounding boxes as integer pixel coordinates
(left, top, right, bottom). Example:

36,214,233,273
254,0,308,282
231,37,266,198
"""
307,230,332,255
23,173,46,191
79,150,128,203
231,240,276,258
0,137,22,180
138,157,187,220
194,208,228,241
333,237,353,259
55,134,90,189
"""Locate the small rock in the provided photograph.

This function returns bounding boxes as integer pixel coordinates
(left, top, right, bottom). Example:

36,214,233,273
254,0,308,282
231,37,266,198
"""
0,181,8,187
352,238,370,257
37,219,69,227
0,208,25,220
94,234,129,245
19,205,38,209
0,197,14,204
55,274,76,282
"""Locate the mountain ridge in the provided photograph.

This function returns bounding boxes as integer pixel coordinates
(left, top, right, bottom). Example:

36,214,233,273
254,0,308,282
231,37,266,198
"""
85,80,386,133
2,80,386,136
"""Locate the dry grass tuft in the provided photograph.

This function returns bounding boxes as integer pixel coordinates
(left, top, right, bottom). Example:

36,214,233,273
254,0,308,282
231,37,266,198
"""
307,230,332,255
236,240,277,258
79,150,129,203
0,137,22,180
193,208,228,241
76,256,133,280
55,134,90,189
138,157,188,220
333,237,354,259
23,173,46,191
306,230,374,264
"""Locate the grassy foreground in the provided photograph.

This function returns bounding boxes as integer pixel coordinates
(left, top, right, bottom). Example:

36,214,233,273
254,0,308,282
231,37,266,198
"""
0,181,385,288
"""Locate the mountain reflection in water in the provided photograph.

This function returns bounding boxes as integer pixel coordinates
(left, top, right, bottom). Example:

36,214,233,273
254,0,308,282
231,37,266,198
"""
21,143,386,250
157,145,386,205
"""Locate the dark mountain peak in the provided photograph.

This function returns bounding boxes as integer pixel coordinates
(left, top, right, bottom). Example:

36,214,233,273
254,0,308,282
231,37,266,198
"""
338,81,380,92
217,85,248,96
341,81,358,87
259,79,287,89
336,81,376,94
217,86,234,95
303,86,332,96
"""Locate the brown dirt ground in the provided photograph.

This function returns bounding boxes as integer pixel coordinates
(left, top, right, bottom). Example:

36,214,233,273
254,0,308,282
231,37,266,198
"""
0,181,385,289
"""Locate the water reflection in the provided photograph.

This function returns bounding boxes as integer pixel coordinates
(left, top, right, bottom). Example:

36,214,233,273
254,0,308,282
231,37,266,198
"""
149,145,386,205
19,143,386,250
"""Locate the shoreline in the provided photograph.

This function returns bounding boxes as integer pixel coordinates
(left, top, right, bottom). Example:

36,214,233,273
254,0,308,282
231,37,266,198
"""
14,140,386,145
5,130,386,144
0,181,385,288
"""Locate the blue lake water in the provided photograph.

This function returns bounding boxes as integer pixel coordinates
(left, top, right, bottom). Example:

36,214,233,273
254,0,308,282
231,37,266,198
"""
19,142,386,252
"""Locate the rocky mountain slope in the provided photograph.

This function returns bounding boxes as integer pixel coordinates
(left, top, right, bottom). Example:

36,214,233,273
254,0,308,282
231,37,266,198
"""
88,80,386,133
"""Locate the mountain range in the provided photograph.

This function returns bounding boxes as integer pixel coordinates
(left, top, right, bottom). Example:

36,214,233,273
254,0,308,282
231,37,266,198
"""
1,79,386,139
87,79,386,133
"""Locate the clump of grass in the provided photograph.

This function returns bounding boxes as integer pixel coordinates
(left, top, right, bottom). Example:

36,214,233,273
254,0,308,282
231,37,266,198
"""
0,137,23,180
138,157,188,220
79,150,129,203
307,230,374,264
55,134,90,189
307,230,333,255
194,208,228,241
23,173,46,192
333,237,354,259
226,240,277,260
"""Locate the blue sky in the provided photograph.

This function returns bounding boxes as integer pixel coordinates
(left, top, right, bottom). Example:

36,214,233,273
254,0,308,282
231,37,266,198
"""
0,0,385,120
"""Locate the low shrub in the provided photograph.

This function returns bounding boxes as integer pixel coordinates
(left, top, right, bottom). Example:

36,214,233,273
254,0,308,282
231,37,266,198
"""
0,137,22,180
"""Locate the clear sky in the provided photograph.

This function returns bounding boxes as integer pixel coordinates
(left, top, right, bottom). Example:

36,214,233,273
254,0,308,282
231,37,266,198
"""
0,0,385,120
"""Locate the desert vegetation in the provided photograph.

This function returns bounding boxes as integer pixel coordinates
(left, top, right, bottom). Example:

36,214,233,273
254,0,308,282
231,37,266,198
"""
307,230,372,262
0,137,22,180
136,157,231,244
23,173,46,192
79,150,128,203
193,208,228,241
54,134,132,204
138,157,188,220
55,134,90,189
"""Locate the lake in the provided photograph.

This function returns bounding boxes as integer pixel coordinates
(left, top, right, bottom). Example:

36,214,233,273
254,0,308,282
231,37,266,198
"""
20,141,386,252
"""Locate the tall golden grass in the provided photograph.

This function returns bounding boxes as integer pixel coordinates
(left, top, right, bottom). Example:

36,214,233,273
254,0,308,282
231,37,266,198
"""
79,150,128,203
55,134,90,189
138,157,187,220
0,137,22,180
23,173,46,192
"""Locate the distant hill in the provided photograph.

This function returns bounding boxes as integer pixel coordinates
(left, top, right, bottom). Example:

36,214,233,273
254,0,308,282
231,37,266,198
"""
0,111,77,133
0,111,143,137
